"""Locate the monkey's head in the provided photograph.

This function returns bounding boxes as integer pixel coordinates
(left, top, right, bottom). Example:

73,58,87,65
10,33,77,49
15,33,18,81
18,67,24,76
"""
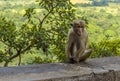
71,20,85,36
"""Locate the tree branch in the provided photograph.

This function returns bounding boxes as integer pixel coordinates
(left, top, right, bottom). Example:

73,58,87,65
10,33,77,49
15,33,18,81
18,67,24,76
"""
39,4,59,31
8,44,32,62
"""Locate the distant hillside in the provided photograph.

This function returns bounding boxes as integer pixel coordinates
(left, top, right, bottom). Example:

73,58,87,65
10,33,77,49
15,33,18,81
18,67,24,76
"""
71,0,91,4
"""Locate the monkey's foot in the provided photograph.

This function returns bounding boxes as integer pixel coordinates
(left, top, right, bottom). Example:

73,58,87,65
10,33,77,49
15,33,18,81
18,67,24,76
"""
79,49,92,62
67,58,77,64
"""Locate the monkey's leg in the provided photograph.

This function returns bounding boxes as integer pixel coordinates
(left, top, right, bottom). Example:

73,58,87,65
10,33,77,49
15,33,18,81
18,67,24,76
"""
79,49,92,62
74,47,85,63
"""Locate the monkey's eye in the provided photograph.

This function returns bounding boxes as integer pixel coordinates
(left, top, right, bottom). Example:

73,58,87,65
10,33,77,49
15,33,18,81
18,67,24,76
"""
77,26,81,28
80,26,84,28
77,26,83,28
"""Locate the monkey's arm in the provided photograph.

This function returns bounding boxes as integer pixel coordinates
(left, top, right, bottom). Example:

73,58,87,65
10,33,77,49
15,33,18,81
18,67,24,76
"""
85,33,88,48
66,33,74,59
74,41,86,62
79,32,92,62
76,31,88,56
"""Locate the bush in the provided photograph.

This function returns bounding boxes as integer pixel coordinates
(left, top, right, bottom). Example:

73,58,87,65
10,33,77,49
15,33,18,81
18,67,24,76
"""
28,55,58,64
90,37,120,58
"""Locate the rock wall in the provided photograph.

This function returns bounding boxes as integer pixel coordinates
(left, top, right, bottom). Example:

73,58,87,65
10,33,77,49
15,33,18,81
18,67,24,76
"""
0,56,120,81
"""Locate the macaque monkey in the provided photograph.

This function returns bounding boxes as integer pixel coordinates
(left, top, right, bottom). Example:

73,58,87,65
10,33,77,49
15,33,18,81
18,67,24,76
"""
66,20,92,63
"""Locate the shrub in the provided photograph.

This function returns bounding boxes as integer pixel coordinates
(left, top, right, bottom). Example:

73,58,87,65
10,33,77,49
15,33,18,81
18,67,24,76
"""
90,37,120,58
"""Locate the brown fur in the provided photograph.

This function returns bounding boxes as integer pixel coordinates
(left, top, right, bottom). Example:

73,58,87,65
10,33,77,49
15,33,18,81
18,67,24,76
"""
66,20,92,63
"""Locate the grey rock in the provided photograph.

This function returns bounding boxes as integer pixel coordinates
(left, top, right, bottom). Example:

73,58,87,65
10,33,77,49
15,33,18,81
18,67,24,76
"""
0,56,120,81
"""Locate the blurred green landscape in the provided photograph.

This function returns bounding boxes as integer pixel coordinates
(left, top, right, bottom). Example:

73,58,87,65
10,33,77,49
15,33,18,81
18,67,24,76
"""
0,0,120,67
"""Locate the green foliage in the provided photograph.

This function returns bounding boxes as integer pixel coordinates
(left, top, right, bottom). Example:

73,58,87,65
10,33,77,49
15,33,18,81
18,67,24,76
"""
0,50,7,62
24,0,76,62
0,16,36,66
0,0,75,67
0,0,120,67
90,38,120,58
29,55,58,64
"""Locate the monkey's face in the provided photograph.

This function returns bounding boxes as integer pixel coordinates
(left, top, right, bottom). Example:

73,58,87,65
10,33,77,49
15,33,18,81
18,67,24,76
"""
73,23,84,36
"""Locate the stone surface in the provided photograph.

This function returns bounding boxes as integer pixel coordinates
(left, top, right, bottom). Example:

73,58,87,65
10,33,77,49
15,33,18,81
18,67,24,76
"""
0,56,120,81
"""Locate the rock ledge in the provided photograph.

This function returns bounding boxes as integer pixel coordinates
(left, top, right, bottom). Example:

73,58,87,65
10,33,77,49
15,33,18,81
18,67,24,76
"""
0,56,120,81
